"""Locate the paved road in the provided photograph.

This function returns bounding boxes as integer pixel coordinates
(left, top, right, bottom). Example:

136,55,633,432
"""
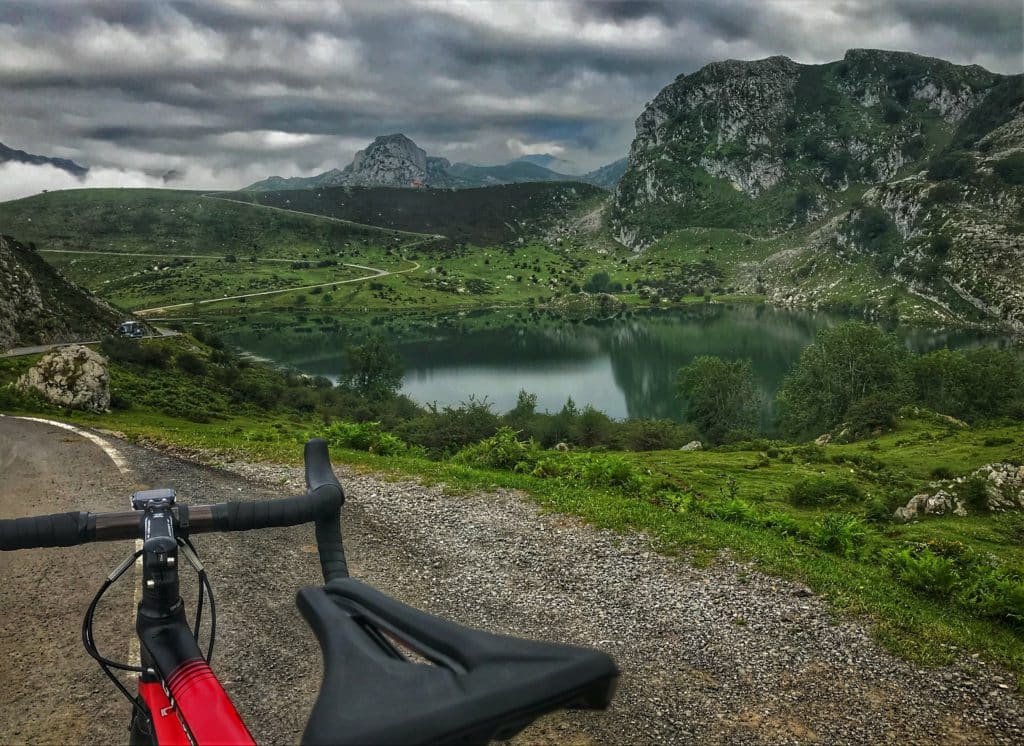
1,329,179,359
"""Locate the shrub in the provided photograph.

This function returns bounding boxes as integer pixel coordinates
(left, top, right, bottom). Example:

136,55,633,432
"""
962,475,990,513
928,233,953,257
927,150,974,181
99,337,171,368
176,352,207,376
864,496,893,524
787,476,864,507
453,427,541,471
318,420,409,456
676,356,761,444
620,419,698,451
844,392,901,436
930,466,955,480
924,181,959,205
993,152,1024,185
889,547,959,597
776,322,912,438
812,513,870,556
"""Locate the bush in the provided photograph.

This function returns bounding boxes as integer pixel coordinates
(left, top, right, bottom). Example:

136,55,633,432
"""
924,181,959,206
318,420,409,456
676,356,761,444
395,397,501,457
453,427,541,471
928,233,953,257
844,392,901,436
777,322,912,438
962,476,990,513
99,337,171,368
812,513,870,556
176,352,207,376
620,419,698,451
788,476,864,507
993,152,1024,185
889,547,959,597
927,150,974,181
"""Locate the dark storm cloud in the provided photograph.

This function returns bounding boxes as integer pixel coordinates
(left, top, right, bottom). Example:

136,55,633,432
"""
0,0,1020,197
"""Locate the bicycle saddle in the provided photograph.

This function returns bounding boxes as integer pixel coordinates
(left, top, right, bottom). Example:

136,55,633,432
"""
297,578,618,745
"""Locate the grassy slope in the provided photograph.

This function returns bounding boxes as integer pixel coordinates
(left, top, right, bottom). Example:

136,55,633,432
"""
2,338,1022,682
0,188,653,322
218,182,606,246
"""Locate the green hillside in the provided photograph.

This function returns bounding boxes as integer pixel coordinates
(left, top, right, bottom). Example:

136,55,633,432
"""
218,182,605,246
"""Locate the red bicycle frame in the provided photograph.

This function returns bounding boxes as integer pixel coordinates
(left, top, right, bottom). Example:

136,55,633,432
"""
127,492,254,746
137,660,252,745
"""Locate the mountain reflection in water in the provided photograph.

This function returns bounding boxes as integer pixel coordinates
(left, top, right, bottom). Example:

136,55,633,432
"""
223,304,1010,426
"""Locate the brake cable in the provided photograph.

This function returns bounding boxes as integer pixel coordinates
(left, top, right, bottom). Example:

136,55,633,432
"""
82,547,147,718
82,539,218,717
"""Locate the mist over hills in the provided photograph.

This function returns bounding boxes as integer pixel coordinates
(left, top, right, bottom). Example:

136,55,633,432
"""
0,141,88,178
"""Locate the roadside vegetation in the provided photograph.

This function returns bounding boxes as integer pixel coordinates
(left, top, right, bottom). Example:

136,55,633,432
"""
1,321,1022,684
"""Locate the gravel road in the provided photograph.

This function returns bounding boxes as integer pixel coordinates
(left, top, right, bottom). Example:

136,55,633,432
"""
2,416,1023,744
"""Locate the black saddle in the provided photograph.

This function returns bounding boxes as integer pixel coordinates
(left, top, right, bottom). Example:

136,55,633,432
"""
297,579,619,745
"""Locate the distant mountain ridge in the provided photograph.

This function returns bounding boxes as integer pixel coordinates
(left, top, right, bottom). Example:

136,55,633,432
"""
0,141,88,177
245,134,624,191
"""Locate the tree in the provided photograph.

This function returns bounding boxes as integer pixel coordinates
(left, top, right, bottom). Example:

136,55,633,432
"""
675,356,761,444
343,335,404,401
776,322,912,438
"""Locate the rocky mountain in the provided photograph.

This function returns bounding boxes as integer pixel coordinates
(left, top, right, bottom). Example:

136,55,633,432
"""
0,141,88,177
611,49,1024,330
581,157,628,189
515,153,576,172
0,234,122,350
246,134,626,191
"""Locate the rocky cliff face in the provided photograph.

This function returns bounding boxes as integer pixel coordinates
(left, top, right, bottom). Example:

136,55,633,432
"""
0,234,122,350
611,49,1023,329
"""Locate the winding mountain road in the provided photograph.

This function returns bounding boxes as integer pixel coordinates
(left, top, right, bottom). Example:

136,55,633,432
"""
2,416,1023,744
133,257,421,316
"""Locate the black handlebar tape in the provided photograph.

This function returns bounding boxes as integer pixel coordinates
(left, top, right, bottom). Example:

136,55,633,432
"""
207,439,348,582
305,439,349,583
0,511,91,550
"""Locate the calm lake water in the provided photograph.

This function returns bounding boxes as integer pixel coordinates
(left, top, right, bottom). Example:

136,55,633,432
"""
224,304,1013,424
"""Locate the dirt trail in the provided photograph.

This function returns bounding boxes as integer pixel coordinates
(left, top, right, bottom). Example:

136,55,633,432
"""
1,417,1022,744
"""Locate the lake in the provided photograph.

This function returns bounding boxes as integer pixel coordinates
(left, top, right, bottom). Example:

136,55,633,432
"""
223,304,1012,425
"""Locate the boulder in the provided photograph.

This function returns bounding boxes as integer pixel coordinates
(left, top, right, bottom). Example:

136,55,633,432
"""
895,462,1024,520
680,440,703,452
814,433,832,446
18,345,110,412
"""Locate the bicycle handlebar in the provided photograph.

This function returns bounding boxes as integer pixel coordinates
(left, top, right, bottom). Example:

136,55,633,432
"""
0,438,349,582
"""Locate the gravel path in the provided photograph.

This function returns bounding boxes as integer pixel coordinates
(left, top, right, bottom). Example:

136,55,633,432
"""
3,418,1023,744
220,456,1024,745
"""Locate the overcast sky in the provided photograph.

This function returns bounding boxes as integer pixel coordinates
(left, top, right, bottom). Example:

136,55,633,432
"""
0,0,1021,198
